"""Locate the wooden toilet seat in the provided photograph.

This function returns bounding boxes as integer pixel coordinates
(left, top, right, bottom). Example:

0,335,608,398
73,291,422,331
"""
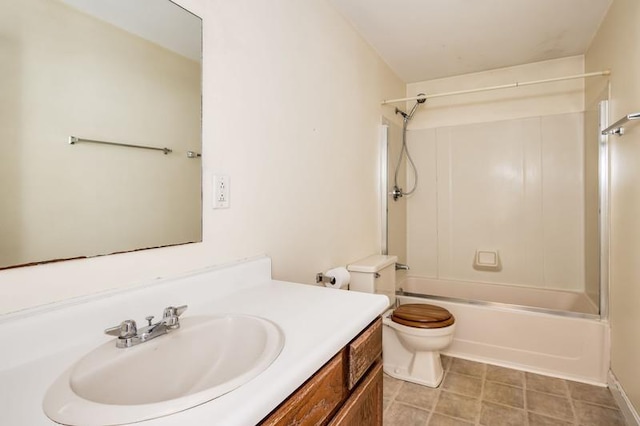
391,303,455,328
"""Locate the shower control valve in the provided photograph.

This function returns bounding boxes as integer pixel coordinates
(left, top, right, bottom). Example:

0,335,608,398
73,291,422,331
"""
391,186,403,201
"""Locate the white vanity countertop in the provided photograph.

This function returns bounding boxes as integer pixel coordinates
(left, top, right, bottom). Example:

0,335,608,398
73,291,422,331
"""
0,257,388,426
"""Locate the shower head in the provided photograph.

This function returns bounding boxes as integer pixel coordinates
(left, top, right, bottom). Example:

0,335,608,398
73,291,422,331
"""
407,93,426,120
396,93,426,122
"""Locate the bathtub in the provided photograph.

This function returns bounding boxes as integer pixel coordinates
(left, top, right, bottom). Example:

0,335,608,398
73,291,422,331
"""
401,276,599,315
398,276,610,385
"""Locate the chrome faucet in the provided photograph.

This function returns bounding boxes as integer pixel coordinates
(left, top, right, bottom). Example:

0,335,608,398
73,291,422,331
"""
105,305,188,348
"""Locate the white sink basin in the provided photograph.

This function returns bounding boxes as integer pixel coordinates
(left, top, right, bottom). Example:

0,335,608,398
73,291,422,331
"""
43,314,284,425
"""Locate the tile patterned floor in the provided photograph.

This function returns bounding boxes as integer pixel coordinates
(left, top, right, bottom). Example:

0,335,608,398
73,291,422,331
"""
383,356,626,426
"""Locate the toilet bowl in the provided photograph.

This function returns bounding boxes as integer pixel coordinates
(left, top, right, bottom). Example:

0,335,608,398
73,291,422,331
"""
347,255,456,388
382,304,455,387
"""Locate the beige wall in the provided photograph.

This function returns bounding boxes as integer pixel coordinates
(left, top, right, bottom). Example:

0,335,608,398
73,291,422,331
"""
0,0,201,268
0,0,404,314
586,0,640,413
202,0,403,283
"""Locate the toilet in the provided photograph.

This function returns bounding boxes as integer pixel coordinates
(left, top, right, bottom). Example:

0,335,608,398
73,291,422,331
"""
347,255,456,387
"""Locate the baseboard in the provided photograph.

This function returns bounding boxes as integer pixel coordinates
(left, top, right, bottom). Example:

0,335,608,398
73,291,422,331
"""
608,370,640,426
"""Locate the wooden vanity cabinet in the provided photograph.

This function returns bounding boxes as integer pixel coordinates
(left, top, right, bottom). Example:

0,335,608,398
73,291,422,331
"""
260,317,383,426
328,360,383,426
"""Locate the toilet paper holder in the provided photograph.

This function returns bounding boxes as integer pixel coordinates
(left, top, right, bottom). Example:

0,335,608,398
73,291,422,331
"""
315,272,336,285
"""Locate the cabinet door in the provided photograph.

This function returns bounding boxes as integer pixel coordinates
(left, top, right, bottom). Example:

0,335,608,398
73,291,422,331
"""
328,359,383,426
348,318,382,389
260,350,347,426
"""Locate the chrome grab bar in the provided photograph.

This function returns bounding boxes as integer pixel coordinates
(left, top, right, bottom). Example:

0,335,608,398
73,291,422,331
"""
601,112,640,136
69,136,172,155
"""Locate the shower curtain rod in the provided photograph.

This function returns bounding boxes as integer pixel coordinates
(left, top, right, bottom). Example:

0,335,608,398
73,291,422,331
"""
381,70,611,105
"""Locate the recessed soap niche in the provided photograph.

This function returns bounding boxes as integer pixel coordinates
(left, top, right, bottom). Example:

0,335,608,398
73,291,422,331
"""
473,250,501,271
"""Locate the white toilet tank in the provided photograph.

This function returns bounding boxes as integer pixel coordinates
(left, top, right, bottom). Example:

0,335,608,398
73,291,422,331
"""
347,255,398,306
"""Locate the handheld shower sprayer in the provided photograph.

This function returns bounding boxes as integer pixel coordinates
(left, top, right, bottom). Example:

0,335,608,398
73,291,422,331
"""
392,94,426,201
395,94,426,122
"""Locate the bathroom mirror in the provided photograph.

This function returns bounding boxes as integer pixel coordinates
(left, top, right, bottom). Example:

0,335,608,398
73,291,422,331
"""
0,0,202,269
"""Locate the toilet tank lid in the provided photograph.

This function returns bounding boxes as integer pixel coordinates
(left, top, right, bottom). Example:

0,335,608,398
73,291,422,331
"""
347,255,398,273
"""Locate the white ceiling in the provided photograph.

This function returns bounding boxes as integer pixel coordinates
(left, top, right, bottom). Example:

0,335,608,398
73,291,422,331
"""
328,0,612,83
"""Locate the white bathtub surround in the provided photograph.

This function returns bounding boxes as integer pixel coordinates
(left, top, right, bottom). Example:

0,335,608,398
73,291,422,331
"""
398,293,610,385
406,112,588,293
0,257,388,425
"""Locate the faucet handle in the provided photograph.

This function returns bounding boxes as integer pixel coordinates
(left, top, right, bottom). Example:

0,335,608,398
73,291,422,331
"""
105,319,138,339
162,305,188,329
163,305,188,318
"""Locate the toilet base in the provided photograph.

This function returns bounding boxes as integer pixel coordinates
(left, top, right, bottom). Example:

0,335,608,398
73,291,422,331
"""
382,324,446,388
382,351,444,388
